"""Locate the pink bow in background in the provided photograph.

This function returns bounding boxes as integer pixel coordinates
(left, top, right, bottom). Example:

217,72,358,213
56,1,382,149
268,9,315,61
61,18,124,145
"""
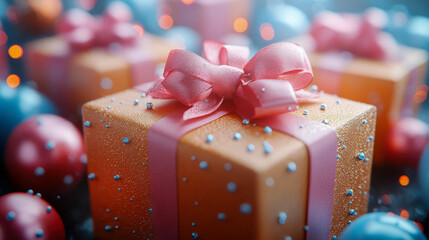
148,41,316,120
310,8,397,60
56,2,139,51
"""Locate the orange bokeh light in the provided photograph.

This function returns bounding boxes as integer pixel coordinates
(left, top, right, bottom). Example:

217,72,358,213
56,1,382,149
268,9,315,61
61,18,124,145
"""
234,18,248,33
400,209,409,219
413,85,428,103
260,23,275,41
158,14,173,30
8,45,23,59
181,0,194,5
133,24,144,37
0,31,7,46
399,175,409,186
6,74,20,88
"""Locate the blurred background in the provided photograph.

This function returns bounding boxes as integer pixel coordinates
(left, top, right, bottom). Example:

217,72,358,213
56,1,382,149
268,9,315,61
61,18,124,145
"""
0,0,428,239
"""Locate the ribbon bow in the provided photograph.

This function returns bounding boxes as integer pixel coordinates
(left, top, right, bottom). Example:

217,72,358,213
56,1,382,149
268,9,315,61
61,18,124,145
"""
56,2,138,51
310,8,397,60
148,41,316,120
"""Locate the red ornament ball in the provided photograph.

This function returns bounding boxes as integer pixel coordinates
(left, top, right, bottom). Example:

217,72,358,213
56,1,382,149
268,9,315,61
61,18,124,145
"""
386,117,429,168
5,114,86,197
0,192,65,240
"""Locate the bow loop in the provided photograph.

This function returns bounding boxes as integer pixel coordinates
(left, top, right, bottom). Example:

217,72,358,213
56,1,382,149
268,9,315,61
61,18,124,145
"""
56,2,138,51
310,9,397,60
148,41,315,120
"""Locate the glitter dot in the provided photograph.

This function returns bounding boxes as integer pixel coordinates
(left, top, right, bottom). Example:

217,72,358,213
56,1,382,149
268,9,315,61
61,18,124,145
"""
278,212,287,224
146,102,153,109
263,141,273,154
304,225,310,231
105,225,112,232
311,85,318,92
261,87,266,92
287,162,297,172
182,177,187,182
114,175,120,181
233,133,242,140
191,222,196,226
322,119,329,124
80,155,87,164
133,99,139,105
106,209,110,213
6,211,15,221
199,161,208,170
27,189,34,194
123,138,129,144
217,213,226,221
56,195,60,199
247,144,255,152
224,163,232,171
34,167,45,177
347,220,352,225
63,175,74,185
358,153,365,160
242,119,249,125
349,209,355,215
35,229,44,238
105,125,109,128
191,232,198,239
287,106,292,111
264,126,272,134
227,182,237,192
303,110,309,115
84,121,91,127
100,77,113,90
111,98,115,102
107,106,111,109
45,141,56,150
362,120,367,124
320,104,327,110
36,193,42,198
336,155,341,159
336,100,341,104
205,134,214,143
130,198,134,202
120,101,124,104
265,177,274,187
46,206,52,213
365,158,370,162
132,230,136,234
191,156,196,161
285,237,292,240
194,202,199,206
141,93,146,98
342,146,347,150
149,208,152,213
115,226,119,230
240,203,252,214
347,189,354,196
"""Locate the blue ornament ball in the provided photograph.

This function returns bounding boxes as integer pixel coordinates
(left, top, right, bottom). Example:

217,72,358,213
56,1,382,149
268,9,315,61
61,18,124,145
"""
419,143,429,208
0,81,57,153
340,212,426,240
162,26,202,54
251,2,310,48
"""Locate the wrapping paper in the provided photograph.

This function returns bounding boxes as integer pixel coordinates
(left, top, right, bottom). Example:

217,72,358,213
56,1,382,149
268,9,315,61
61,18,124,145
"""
25,34,180,124
82,88,376,239
292,34,428,165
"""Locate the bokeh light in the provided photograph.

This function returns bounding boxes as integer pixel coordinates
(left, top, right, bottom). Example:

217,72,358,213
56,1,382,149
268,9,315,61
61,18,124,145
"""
181,0,194,5
133,24,144,37
159,14,173,30
413,85,428,103
79,0,96,11
259,23,275,41
234,18,248,33
8,45,23,59
381,194,392,205
6,74,20,88
399,209,409,219
0,31,7,46
399,175,409,186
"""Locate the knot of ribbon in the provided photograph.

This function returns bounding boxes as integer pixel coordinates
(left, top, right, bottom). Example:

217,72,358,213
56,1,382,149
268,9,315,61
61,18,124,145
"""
310,8,397,60
148,41,317,120
56,2,139,51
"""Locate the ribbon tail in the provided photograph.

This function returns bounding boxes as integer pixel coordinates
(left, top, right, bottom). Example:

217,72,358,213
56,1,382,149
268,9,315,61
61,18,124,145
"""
147,77,176,99
183,94,224,120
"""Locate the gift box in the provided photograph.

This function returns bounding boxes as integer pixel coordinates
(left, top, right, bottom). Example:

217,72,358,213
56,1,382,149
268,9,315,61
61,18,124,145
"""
82,41,376,239
24,3,181,124
166,0,252,40
290,10,428,165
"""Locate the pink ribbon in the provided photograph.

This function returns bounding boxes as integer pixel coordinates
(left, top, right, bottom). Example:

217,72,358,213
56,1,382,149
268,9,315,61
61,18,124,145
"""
56,2,138,51
310,8,397,60
147,41,317,120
